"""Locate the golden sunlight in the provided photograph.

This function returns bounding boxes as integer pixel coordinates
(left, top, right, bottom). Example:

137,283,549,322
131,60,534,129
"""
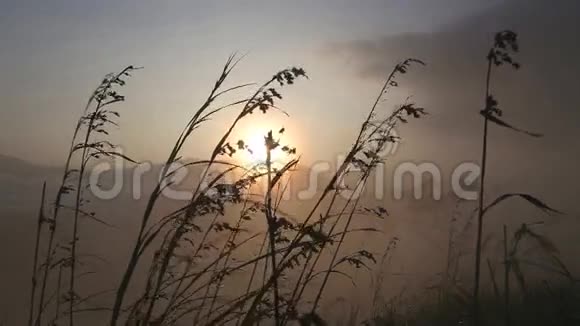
241,131,286,168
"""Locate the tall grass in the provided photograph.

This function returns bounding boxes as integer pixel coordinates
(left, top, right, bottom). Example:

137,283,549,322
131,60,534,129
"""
24,30,576,326
27,182,46,326
24,55,425,326
30,66,138,326
365,31,576,326
472,30,561,326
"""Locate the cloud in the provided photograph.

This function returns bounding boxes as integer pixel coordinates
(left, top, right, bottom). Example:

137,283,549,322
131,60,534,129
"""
327,0,580,165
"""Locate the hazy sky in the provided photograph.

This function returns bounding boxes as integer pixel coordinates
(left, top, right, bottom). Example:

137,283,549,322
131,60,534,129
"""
1,3,580,324
0,0,503,165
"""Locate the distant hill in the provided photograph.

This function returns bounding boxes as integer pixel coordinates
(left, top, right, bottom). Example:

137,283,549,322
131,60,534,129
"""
0,154,53,176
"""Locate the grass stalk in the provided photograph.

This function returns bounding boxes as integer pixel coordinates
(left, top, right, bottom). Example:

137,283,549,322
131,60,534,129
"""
28,182,46,326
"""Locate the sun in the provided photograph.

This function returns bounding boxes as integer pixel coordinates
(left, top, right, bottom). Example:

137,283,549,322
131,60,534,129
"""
232,124,301,172
241,132,286,168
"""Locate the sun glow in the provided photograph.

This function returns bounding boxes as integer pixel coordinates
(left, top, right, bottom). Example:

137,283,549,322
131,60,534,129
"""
241,132,287,168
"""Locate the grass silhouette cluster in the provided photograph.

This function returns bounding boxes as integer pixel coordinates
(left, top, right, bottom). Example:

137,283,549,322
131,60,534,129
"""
24,31,577,326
